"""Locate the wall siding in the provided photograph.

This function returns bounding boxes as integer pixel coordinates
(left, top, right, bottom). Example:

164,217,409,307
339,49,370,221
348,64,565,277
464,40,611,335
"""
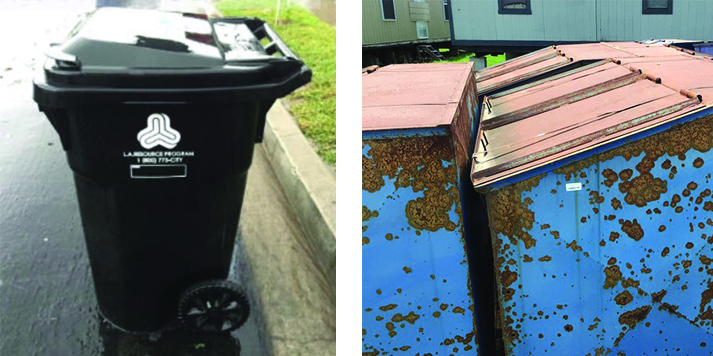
363,0,451,46
452,0,597,42
452,0,713,44
599,0,713,41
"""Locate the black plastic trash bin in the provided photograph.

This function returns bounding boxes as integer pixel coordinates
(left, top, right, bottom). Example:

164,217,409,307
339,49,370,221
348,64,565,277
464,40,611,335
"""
32,7,311,333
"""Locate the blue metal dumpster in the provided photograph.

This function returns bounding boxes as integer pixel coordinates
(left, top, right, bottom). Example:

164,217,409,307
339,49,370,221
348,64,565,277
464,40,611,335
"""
362,63,493,355
472,42,713,355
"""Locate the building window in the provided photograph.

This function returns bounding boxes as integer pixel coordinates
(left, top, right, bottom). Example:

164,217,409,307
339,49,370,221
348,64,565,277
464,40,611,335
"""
498,0,532,15
444,0,450,20
416,21,429,39
381,0,396,20
642,0,673,14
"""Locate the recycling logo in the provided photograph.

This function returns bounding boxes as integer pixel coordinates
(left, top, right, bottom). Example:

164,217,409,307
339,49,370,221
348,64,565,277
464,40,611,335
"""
137,113,181,149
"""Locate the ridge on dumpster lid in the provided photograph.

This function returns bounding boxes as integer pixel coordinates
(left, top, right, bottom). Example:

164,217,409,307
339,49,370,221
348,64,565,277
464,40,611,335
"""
472,42,713,188
362,63,473,131
476,46,572,95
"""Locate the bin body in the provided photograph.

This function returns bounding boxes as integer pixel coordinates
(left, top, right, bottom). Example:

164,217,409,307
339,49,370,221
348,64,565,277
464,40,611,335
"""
362,63,491,355
33,7,310,332
472,43,713,355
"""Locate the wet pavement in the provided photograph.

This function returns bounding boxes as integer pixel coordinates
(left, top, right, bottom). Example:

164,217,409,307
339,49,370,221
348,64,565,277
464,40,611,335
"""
294,0,335,26
0,1,322,355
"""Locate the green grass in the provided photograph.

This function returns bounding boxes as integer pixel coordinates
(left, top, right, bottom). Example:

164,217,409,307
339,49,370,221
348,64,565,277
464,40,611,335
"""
435,52,507,67
485,54,506,67
217,0,336,164
435,52,475,63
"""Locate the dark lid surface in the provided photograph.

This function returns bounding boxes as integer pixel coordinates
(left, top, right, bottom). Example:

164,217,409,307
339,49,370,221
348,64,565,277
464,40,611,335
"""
34,7,311,107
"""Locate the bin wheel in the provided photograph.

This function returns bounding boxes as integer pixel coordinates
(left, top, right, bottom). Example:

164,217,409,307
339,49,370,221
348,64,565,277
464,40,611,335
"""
178,280,250,333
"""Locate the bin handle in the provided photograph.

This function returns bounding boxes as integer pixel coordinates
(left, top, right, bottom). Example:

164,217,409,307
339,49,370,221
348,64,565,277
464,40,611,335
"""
44,47,81,69
214,17,302,62
258,23,298,60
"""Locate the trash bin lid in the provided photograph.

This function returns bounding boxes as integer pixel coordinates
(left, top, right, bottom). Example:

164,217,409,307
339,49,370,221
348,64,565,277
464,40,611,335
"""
34,7,311,107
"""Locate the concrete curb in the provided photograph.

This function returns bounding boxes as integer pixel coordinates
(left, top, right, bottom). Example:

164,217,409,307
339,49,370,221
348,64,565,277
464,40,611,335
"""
261,100,336,289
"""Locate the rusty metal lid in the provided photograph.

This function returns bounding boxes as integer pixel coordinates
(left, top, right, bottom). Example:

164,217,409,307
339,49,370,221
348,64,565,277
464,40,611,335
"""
472,42,712,188
362,63,473,131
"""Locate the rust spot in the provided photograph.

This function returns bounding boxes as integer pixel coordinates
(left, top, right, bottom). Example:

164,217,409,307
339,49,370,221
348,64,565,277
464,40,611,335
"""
618,306,652,329
564,324,573,332
403,266,412,274
611,197,622,210
539,255,552,262
618,172,667,207
599,239,606,246
609,232,620,242
615,290,634,305
675,206,684,213
433,311,441,318
619,169,633,181
399,346,411,351
658,225,666,232
550,231,560,239
603,265,622,289
621,278,640,290
523,254,533,262
593,347,611,356
566,240,583,252
589,191,606,204
363,136,460,232
662,159,672,169
688,182,699,190
503,325,520,345
683,260,692,269
380,304,398,311
488,175,544,250
501,268,518,288
541,224,551,230
391,311,420,324
694,157,705,168
385,233,394,241
659,303,680,315
700,281,713,321
602,169,619,188
651,290,667,303
607,257,617,265
620,219,644,241
440,303,448,311
686,242,694,249
362,206,379,221
581,217,587,223
700,255,713,265
452,306,465,314
362,237,370,245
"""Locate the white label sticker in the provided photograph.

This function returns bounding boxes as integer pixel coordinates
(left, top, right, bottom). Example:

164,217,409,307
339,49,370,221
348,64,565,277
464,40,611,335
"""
137,113,181,149
566,182,583,191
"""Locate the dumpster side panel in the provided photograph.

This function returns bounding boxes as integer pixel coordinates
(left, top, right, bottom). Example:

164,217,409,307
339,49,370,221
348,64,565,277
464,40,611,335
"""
362,131,479,355
486,115,713,355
